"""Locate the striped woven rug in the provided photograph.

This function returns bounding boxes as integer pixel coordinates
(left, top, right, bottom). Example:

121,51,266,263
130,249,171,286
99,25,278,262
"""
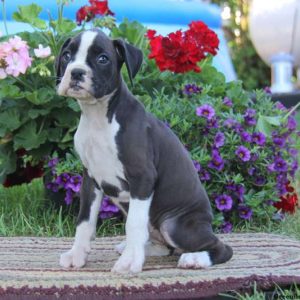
0,233,299,299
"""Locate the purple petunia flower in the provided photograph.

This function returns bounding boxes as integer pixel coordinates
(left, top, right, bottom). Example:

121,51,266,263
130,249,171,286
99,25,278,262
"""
273,156,288,172
254,176,266,186
248,166,256,176
276,173,288,196
208,149,225,171
223,97,233,107
287,116,297,131
289,148,298,157
196,104,215,120
223,118,236,128
183,84,202,96
65,189,74,205
235,146,251,162
266,199,274,206
252,132,266,146
66,175,82,193
193,160,201,172
99,196,119,219
263,86,272,94
199,169,211,181
275,102,286,110
206,117,219,129
236,184,245,201
55,173,71,188
48,157,59,168
240,131,252,143
214,132,225,148
215,194,233,211
46,181,59,193
272,135,285,148
238,205,252,220
290,160,299,178
220,221,233,233
244,108,256,126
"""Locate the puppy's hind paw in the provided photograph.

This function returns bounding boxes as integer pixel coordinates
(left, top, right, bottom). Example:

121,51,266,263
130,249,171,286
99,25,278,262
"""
60,247,89,268
178,251,212,269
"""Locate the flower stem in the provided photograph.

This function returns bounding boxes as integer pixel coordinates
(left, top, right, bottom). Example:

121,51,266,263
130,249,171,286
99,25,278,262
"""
14,76,34,92
2,0,9,36
283,101,300,120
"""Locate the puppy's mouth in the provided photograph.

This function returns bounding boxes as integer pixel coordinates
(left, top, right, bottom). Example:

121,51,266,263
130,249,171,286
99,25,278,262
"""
69,81,84,91
66,81,94,99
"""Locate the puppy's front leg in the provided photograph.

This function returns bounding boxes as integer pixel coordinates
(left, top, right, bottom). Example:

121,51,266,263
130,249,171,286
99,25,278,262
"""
60,169,102,268
112,194,152,274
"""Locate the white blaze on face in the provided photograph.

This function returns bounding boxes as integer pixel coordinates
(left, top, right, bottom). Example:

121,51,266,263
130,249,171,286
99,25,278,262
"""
57,31,98,99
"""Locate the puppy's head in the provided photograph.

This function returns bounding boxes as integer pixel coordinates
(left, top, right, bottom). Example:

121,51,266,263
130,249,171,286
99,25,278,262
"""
56,29,143,101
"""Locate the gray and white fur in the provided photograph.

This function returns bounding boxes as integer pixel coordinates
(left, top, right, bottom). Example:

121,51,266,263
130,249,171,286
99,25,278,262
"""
56,29,233,274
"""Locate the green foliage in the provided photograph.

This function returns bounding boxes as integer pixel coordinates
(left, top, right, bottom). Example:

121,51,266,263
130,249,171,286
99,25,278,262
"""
13,4,47,30
0,3,80,182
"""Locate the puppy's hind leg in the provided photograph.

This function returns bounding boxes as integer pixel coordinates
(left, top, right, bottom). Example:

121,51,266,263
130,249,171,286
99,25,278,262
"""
60,169,103,268
160,215,233,269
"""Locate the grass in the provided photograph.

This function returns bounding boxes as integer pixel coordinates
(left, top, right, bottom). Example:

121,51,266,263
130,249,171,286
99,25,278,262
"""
1,178,299,239
0,178,299,299
0,178,125,237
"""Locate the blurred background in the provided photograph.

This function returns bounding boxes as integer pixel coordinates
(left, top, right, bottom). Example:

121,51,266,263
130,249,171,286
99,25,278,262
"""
2,0,300,93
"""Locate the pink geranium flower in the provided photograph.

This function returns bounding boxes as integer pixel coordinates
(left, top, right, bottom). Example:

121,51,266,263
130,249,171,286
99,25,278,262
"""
0,35,32,78
34,44,51,58
5,52,31,77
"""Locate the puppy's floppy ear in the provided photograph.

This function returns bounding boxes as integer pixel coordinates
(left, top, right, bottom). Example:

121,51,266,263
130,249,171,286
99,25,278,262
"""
55,38,71,85
113,39,143,86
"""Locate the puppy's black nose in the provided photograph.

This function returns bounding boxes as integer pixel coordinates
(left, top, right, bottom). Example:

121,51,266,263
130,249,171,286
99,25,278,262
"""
71,68,86,81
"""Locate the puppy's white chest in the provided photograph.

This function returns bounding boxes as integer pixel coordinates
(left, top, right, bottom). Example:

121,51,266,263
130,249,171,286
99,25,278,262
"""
74,114,125,189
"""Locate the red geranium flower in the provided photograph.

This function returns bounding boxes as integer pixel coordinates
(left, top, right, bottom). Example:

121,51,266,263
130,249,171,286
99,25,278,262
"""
274,181,298,214
146,21,219,73
89,0,115,16
76,0,114,25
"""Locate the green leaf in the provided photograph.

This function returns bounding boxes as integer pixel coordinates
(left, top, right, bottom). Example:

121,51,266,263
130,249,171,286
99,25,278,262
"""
256,114,281,136
0,85,21,99
28,108,50,119
263,116,282,126
48,128,63,142
67,98,81,112
0,108,22,133
0,144,17,183
25,88,54,105
13,4,47,29
50,18,76,34
14,121,47,150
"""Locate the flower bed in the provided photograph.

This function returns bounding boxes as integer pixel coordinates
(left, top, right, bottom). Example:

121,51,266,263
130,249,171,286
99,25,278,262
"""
0,0,299,230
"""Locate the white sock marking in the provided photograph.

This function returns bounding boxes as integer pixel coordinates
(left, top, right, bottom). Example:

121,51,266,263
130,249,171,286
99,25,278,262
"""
60,189,102,268
112,195,153,273
178,251,212,269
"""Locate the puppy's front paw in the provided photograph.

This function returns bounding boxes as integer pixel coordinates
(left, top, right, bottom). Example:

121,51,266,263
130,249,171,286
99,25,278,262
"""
112,247,144,274
60,246,90,268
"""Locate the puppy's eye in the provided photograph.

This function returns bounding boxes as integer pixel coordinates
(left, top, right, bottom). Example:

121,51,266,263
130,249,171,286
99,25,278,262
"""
97,54,109,64
62,51,71,63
